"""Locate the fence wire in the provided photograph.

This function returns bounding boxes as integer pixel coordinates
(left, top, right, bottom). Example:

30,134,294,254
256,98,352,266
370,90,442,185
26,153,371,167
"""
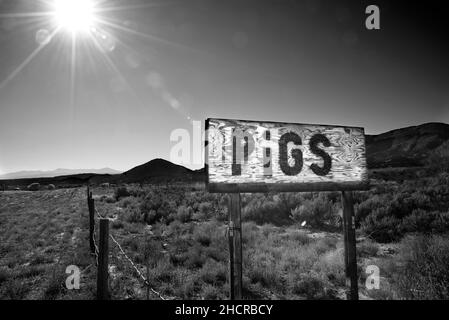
92,225,99,266
92,205,166,300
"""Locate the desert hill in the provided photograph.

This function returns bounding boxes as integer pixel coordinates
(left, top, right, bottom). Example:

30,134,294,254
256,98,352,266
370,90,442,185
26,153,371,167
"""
119,158,198,183
1,122,448,188
366,122,449,168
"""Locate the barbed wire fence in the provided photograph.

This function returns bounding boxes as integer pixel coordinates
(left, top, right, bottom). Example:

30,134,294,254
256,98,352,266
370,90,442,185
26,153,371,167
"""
87,186,167,300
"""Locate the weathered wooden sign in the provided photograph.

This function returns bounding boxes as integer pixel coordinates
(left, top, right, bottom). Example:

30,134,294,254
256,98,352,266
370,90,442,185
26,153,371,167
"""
206,118,368,193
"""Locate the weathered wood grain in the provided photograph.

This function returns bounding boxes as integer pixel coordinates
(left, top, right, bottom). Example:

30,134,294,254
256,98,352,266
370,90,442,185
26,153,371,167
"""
206,118,368,193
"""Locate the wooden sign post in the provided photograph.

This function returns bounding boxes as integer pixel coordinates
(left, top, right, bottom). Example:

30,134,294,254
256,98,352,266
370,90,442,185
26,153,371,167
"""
228,219,235,300
229,194,243,299
205,118,368,300
342,191,359,300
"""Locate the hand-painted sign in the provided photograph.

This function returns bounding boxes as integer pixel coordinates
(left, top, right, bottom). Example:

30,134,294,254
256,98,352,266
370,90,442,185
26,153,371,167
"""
206,118,368,193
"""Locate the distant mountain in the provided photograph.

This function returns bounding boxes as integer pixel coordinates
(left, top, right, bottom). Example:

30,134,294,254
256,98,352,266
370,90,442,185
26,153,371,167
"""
366,122,449,168
0,168,122,180
119,158,197,182
2,122,448,187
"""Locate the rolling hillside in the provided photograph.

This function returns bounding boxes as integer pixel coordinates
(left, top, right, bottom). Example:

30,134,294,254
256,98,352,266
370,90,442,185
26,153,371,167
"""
366,122,449,168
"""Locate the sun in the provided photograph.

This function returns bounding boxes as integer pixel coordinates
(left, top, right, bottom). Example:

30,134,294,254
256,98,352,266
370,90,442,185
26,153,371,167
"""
53,0,96,33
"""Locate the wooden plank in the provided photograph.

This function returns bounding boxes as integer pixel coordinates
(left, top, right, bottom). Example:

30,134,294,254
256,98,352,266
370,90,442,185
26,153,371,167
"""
97,218,109,300
229,193,243,299
206,118,368,193
342,191,359,300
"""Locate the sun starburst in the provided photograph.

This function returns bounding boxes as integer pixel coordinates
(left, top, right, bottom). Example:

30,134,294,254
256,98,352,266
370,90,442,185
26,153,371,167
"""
0,0,195,122
53,0,96,34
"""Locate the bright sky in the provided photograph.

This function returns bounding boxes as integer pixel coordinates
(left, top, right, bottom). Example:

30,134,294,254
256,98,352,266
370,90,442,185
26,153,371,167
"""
0,0,448,175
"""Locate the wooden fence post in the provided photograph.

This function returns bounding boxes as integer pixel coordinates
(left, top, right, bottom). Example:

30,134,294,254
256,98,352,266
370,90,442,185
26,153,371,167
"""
88,193,95,254
229,193,243,300
342,191,359,300
97,218,109,300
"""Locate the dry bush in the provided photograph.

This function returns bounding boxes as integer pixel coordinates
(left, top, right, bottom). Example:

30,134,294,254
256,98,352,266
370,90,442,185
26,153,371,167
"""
393,235,449,299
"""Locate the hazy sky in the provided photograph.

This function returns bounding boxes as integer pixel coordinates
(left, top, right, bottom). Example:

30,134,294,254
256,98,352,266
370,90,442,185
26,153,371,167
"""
0,0,448,174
